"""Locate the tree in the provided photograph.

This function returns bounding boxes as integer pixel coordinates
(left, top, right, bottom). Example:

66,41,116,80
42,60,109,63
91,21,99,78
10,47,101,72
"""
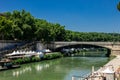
0,16,13,40
52,23,66,41
11,24,23,40
22,24,32,40
117,2,120,11
1,10,120,42
11,10,36,40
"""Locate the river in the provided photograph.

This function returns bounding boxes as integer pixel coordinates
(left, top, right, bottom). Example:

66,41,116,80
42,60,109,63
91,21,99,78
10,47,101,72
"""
0,57,109,80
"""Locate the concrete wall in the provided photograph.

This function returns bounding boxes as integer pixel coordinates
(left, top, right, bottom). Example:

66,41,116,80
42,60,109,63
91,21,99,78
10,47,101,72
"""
0,41,24,51
0,41,47,52
36,42,46,51
36,42,54,51
111,50,120,56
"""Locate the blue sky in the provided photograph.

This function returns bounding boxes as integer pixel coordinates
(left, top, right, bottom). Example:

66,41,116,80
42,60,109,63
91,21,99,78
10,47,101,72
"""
0,0,120,33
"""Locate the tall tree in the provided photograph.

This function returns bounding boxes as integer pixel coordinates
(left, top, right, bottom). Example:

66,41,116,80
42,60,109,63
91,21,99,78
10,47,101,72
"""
117,2,120,11
0,16,13,40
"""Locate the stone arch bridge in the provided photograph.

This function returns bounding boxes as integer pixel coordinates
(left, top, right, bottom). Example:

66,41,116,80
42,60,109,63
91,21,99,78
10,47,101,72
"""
47,42,120,56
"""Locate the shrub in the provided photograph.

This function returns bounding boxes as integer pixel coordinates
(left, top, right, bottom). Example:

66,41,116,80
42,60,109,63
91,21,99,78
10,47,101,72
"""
12,57,41,64
32,57,41,62
43,52,62,60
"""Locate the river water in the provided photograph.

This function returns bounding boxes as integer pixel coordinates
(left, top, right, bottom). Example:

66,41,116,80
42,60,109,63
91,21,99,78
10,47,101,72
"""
0,57,109,80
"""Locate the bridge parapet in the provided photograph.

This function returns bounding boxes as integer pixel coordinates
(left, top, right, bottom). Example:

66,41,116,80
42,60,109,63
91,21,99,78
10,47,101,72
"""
35,41,120,56
49,41,120,56
54,41,120,49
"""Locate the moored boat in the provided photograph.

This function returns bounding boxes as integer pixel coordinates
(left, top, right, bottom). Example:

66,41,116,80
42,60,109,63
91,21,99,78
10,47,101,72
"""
0,58,20,71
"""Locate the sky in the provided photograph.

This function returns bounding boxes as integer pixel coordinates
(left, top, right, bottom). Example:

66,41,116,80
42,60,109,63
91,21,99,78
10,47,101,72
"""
0,0,120,33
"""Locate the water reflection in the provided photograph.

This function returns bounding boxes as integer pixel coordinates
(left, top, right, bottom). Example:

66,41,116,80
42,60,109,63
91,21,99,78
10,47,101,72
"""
35,64,50,71
13,67,32,77
12,61,52,77
0,57,109,80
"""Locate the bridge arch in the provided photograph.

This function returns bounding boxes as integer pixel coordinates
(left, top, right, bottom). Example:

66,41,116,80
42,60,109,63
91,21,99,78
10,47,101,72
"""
55,43,112,50
54,43,111,56
46,42,120,56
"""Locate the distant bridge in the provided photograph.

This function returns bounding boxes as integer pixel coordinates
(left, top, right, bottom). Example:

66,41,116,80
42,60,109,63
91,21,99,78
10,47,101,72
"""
46,41,120,56
1,41,120,56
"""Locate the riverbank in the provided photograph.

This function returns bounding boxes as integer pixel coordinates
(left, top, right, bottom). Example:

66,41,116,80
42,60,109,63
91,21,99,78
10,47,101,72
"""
0,52,63,71
86,55,120,80
96,55,120,74
104,55,120,71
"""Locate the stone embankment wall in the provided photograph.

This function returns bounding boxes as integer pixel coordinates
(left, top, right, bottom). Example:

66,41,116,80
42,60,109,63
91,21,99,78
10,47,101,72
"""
0,41,46,52
0,40,24,50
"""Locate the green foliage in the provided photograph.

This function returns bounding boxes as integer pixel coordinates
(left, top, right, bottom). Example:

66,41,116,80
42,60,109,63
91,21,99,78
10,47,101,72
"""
43,52,63,60
0,10,66,41
64,31,120,42
31,57,40,62
12,57,40,64
12,58,23,64
0,10,120,42
0,16,13,39
23,57,31,63
117,2,120,11
12,53,62,64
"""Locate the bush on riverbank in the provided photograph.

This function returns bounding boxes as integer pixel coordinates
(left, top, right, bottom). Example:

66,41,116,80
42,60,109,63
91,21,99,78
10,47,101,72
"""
12,57,40,64
12,52,63,64
43,52,63,60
